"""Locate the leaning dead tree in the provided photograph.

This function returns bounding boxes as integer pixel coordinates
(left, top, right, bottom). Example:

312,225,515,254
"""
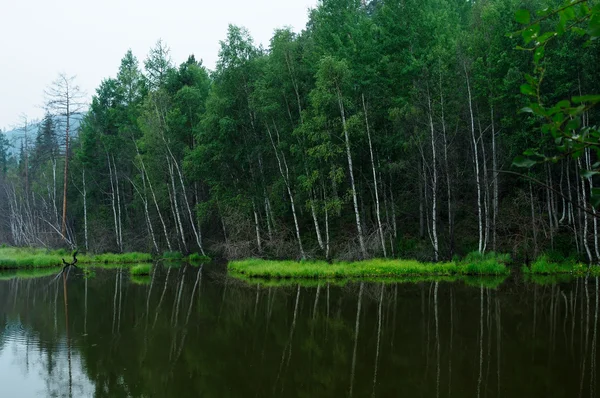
44,73,86,241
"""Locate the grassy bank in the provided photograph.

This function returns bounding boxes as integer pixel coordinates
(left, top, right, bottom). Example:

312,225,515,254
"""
522,254,600,276
0,247,152,269
229,252,510,280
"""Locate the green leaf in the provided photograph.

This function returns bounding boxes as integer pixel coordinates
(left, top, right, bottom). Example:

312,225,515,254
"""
581,170,599,179
537,32,556,44
590,14,600,38
520,84,536,96
572,95,600,104
513,155,537,168
522,24,541,44
515,9,531,24
533,46,545,64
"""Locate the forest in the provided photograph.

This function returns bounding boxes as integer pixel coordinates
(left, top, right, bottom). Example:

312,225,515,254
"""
0,0,599,263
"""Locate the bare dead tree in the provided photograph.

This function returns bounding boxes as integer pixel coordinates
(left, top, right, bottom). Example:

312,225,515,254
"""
44,73,86,241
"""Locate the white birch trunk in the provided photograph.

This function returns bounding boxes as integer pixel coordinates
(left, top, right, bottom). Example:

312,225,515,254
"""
253,200,262,253
107,152,120,250
427,90,439,261
112,156,123,252
82,168,88,252
165,146,206,255
363,94,386,258
337,87,367,258
465,64,484,253
135,142,172,252
167,156,187,253
266,124,305,259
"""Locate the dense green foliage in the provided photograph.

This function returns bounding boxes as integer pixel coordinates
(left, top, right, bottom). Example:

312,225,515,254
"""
1,0,599,263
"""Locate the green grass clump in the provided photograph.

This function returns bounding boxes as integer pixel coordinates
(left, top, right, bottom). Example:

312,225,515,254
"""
523,254,600,275
130,263,152,276
457,251,510,275
229,255,509,280
0,247,152,269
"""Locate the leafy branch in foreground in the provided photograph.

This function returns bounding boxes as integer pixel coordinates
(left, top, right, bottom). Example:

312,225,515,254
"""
512,1,600,205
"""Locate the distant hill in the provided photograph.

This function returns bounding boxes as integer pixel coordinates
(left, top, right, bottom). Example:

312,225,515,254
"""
2,114,83,156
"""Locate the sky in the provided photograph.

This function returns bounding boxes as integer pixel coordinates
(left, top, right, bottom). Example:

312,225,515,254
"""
0,0,318,131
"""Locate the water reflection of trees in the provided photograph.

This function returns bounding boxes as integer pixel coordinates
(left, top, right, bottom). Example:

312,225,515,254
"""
0,271,598,397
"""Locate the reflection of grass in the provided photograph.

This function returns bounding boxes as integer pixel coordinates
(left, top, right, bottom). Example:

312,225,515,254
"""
0,247,151,269
131,275,151,285
524,273,576,285
230,272,508,289
229,255,509,279
163,251,211,263
0,267,62,280
130,263,152,276
461,275,508,289
522,255,600,275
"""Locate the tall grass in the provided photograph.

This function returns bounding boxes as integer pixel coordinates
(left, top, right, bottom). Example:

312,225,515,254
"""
0,247,152,269
523,254,600,275
229,253,509,280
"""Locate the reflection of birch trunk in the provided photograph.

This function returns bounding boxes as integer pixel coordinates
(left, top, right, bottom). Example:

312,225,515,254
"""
275,285,301,394
434,282,440,398
153,267,172,328
372,283,384,398
477,285,483,398
349,283,364,397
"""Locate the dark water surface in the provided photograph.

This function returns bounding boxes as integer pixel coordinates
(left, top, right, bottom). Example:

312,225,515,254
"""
0,264,598,397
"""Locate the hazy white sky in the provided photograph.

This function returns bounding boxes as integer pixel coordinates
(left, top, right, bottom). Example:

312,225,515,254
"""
0,0,317,131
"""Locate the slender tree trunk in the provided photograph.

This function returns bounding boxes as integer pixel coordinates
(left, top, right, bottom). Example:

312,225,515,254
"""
107,152,120,250
310,189,325,251
586,148,600,261
578,159,593,263
112,156,123,252
135,142,172,252
530,181,538,257
253,200,262,253
337,87,366,258
363,94,386,257
427,90,439,261
166,146,206,255
491,105,498,252
465,65,484,253
61,109,69,237
167,156,187,253
82,168,88,252
266,124,305,259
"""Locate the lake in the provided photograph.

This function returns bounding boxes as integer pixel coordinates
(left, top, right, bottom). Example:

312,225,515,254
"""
0,264,597,397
